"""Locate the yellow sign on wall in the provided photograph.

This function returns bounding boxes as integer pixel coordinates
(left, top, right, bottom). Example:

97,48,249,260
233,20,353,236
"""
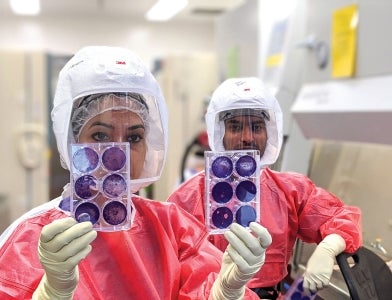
332,4,358,78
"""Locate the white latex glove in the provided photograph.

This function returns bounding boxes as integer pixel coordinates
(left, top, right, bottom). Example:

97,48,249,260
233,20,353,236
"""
32,217,97,300
387,260,392,272
210,222,272,300
303,234,346,294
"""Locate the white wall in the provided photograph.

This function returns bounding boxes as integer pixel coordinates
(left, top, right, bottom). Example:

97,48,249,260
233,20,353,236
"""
0,51,49,231
215,0,259,79
0,15,216,68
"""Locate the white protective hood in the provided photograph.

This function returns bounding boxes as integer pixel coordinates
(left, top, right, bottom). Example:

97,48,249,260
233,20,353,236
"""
205,77,283,167
51,46,168,192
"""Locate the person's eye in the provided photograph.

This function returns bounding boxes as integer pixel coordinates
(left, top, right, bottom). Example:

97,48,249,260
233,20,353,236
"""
127,134,143,144
252,124,266,133
91,132,110,142
228,124,242,133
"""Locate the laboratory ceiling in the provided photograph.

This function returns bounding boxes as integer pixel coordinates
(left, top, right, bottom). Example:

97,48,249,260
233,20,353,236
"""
0,0,246,23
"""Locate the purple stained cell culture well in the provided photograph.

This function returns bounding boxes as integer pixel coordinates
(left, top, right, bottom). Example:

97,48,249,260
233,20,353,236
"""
211,156,233,178
235,180,257,202
74,202,100,224
235,155,256,177
102,173,127,198
102,146,127,171
212,206,233,229
74,175,98,199
211,181,233,204
103,201,127,225
235,205,257,227
72,147,99,173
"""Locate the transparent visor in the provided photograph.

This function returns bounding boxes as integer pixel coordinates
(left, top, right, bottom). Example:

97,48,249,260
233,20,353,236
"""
215,108,279,165
70,92,165,192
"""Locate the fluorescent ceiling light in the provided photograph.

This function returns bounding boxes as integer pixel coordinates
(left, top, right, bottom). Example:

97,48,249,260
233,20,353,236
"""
146,0,188,22
264,0,296,21
10,0,40,15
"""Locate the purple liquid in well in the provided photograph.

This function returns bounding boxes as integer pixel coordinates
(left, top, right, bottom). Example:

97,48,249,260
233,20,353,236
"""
103,201,127,225
74,175,98,199
211,156,233,178
102,174,127,197
235,180,257,202
235,205,256,227
211,206,233,229
291,292,305,300
211,181,233,204
235,155,256,177
72,147,99,173
102,146,126,171
75,202,100,224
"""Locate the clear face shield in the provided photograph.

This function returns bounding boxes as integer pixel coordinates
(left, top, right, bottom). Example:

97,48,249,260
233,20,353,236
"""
214,108,280,167
70,92,165,193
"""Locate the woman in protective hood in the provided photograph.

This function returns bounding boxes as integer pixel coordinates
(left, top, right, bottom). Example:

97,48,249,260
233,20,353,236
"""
168,77,362,298
0,47,272,300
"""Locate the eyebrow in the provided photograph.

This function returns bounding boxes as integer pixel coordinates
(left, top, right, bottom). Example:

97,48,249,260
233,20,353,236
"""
89,121,145,131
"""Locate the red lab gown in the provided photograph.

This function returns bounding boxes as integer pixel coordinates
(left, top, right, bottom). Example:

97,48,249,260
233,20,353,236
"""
168,168,362,288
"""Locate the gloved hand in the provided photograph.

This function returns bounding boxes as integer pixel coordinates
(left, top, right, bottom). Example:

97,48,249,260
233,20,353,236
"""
387,260,392,272
303,234,346,294
210,222,272,300
32,217,97,300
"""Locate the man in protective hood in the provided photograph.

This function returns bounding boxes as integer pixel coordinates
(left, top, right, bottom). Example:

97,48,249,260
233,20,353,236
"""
0,47,271,300
168,77,362,298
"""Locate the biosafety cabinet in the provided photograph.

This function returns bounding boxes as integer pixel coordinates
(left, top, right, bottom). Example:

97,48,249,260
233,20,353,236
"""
281,0,392,299
215,1,392,296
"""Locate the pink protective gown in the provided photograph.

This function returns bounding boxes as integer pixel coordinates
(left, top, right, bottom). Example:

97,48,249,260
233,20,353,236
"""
0,195,260,300
168,168,362,288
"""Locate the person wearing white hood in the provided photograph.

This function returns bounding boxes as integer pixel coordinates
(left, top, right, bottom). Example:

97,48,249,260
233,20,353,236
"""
0,47,272,300
168,77,362,298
